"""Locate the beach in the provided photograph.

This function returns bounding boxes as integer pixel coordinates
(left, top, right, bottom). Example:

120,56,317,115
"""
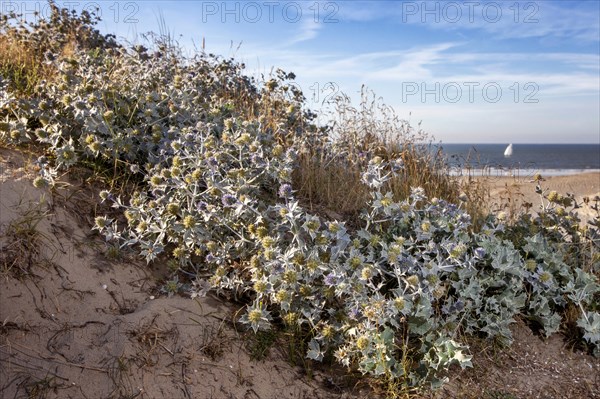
469,171,600,223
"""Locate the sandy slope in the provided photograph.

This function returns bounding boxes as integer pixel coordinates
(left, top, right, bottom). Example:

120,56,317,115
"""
0,148,364,399
1,147,598,399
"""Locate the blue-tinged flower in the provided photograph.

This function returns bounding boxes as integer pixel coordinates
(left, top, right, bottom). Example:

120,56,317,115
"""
207,157,219,168
221,194,237,207
323,273,337,287
196,201,208,211
474,247,486,258
348,307,361,320
458,213,471,224
278,183,293,199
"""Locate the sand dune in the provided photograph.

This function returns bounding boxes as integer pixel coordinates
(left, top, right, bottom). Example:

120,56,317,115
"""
1,148,598,398
470,172,600,223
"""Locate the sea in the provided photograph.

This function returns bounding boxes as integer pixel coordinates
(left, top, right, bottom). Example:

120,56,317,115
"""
437,143,600,177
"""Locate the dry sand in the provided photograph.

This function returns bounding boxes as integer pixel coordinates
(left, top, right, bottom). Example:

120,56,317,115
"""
1,148,599,399
0,148,364,399
468,172,600,223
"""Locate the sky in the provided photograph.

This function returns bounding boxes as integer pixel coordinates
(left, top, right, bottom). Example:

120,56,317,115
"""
5,0,599,143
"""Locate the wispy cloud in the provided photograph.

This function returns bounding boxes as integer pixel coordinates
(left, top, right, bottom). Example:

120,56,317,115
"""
288,18,322,44
252,43,598,95
364,43,462,80
337,1,600,42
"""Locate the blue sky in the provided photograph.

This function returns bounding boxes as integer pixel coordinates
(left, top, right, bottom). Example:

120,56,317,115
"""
7,1,599,143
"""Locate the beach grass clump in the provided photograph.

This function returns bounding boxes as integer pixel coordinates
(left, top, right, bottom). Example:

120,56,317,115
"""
292,89,466,222
1,4,599,395
0,1,118,96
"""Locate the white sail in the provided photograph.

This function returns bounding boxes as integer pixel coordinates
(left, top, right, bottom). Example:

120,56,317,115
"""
504,143,513,157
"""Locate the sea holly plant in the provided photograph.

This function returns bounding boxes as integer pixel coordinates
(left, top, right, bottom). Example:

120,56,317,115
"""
1,4,599,394
101,150,599,388
577,311,600,356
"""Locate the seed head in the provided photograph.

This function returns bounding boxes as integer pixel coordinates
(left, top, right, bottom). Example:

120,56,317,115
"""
261,236,275,248
33,176,47,188
275,289,290,303
406,275,419,287
254,280,267,293
394,297,405,310
272,145,284,157
103,110,114,121
94,216,107,229
150,175,162,186
248,309,263,323
183,215,196,229
525,259,537,271
356,336,369,350
173,246,185,258
166,203,180,215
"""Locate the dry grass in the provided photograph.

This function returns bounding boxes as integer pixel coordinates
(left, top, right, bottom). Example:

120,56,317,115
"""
0,195,52,279
198,322,229,361
293,89,489,226
0,2,116,97
458,175,493,229
0,28,77,97
294,149,370,220
0,35,53,96
128,315,178,368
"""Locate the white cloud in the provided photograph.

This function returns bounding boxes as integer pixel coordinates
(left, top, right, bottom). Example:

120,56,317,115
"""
336,1,600,42
288,18,322,44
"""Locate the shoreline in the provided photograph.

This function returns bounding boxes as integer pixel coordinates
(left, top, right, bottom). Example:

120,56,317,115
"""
450,168,600,178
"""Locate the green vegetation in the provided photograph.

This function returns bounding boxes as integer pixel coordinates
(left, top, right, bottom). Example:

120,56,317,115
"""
1,3,598,396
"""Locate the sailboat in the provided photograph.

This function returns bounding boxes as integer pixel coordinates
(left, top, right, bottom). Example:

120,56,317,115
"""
504,143,513,157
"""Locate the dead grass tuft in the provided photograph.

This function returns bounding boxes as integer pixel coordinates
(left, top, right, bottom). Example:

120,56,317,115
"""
198,322,229,361
128,315,178,368
0,195,52,279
